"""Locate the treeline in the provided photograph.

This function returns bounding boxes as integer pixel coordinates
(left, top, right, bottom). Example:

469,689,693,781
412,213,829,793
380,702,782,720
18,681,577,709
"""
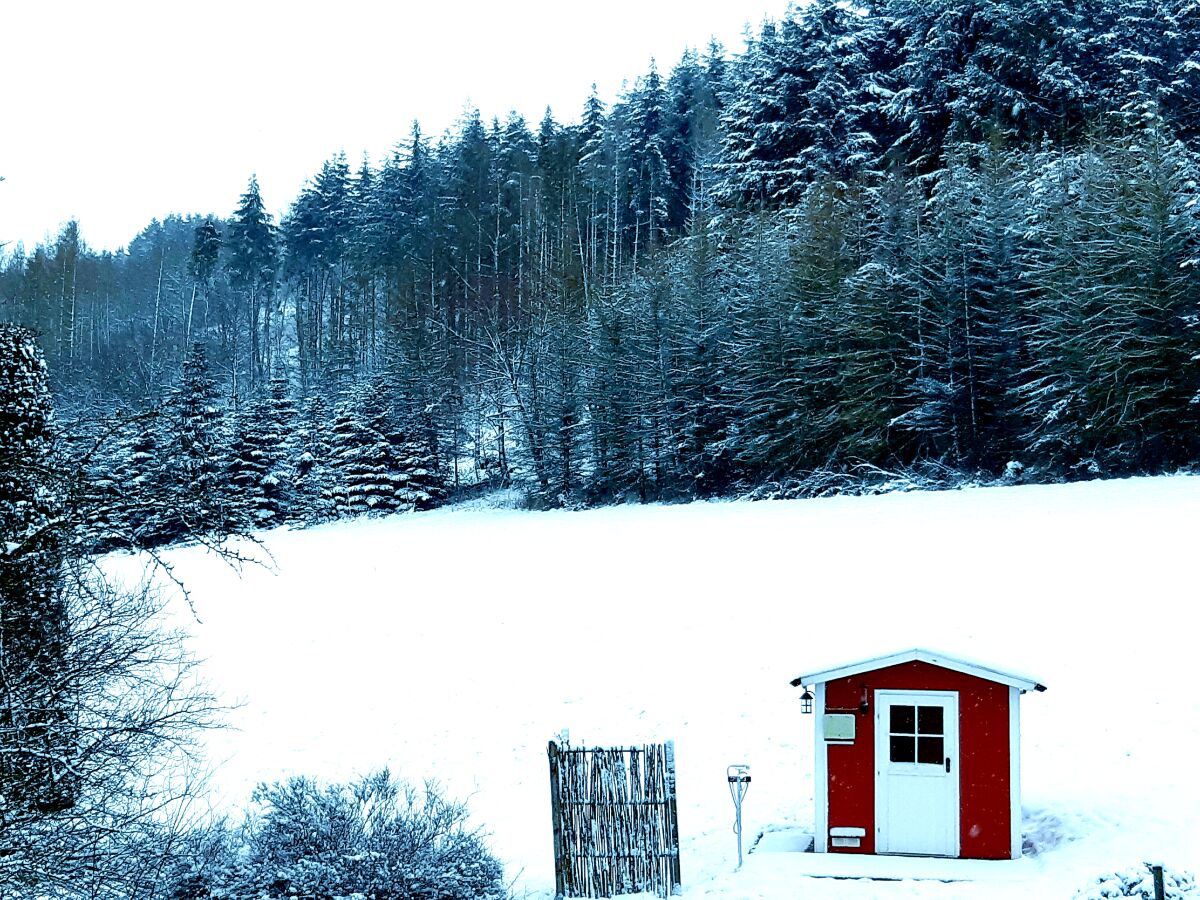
3,0,1200,540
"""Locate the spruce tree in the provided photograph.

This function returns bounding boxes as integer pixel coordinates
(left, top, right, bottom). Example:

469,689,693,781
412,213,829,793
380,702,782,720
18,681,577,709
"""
227,176,277,392
390,407,448,511
667,174,735,494
188,219,221,344
163,342,230,538
329,381,406,517
291,394,338,523
227,375,296,528
122,421,169,546
622,61,672,256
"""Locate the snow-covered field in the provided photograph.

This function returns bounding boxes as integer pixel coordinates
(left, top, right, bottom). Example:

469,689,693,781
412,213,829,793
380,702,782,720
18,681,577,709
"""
115,476,1200,898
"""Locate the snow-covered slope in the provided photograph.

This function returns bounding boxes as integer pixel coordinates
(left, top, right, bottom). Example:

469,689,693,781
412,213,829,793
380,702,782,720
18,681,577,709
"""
116,475,1200,899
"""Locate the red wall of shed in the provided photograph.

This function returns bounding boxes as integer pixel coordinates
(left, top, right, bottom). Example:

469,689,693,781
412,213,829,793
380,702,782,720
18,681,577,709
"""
824,660,1012,859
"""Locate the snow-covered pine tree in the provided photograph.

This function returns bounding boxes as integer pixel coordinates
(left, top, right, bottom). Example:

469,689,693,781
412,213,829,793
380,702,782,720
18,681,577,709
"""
121,421,171,545
226,376,296,529
576,85,614,292
583,256,680,503
227,176,277,393
666,167,737,495
162,341,231,539
447,110,495,381
187,218,221,346
224,414,256,530
77,414,166,552
718,1,880,207
1161,0,1200,144
725,182,876,481
0,324,74,816
716,17,783,207
621,61,672,258
545,309,586,502
260,375,297,520
311,156,357,386
290,393,337,523
893,140,1027,471
721,212,804,484
389,405,447,512
329,380,405,517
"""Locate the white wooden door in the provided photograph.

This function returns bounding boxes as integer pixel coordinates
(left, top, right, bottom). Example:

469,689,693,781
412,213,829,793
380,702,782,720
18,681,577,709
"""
874,690,959,857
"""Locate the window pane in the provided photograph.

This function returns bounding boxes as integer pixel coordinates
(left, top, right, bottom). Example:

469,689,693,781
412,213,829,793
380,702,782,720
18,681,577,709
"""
890,705,915,734
918,706,944,736
918,736,945,765
890,736,916,763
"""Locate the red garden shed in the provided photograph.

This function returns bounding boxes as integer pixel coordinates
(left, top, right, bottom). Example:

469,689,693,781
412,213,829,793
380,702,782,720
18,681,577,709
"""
790,649,1046,860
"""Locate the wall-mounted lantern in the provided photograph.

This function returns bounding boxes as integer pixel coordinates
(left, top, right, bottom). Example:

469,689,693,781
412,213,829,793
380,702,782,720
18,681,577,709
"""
800,687,814,714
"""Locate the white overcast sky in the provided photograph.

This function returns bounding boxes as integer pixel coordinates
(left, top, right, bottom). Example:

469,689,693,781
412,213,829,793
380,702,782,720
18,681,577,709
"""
0,0,787,254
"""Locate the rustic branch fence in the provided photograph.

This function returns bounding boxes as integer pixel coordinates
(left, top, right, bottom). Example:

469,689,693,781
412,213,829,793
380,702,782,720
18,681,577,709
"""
547,740,681,899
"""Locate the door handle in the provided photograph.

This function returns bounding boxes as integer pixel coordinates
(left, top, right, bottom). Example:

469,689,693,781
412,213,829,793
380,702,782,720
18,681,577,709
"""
945,757,951,773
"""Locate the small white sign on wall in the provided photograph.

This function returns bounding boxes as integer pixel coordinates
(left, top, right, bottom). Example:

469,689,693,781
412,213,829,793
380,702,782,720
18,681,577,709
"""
823,714,856,742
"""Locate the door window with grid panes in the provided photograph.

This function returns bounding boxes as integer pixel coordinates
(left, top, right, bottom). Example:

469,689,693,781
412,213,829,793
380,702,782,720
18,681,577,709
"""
888,703,946,766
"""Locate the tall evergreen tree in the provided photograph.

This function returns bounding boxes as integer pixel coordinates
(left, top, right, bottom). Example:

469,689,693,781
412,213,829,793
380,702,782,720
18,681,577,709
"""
188,219,221,346
291,394,338,523
227,375,295,529
329,380,405,517
227,176,277,394
622,61,672,259
0,325,73,816
163,341,230,538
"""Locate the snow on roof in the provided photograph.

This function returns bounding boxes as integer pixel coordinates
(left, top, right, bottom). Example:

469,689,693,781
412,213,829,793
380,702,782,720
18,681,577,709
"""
790,648,1047,693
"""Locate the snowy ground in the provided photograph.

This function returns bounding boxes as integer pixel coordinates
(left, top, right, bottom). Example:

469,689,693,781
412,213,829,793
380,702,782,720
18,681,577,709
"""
111,475,1200,899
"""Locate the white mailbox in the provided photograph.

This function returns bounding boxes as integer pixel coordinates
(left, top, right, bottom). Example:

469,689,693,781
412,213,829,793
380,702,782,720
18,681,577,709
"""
823,713,856,742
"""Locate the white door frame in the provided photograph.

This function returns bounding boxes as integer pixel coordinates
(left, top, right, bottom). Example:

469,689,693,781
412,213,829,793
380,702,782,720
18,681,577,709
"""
874,689,960,857
1009,685,1022,859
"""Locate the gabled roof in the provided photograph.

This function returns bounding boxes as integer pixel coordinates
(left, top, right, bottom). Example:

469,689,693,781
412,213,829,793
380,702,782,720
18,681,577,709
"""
789,648,1047,693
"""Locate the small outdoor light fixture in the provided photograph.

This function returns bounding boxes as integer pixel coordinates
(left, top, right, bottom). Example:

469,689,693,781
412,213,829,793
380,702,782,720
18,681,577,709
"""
799,686,814,714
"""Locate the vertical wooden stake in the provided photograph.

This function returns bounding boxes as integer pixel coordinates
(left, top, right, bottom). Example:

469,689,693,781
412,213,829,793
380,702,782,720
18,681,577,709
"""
1150,864,1165,900
549,741,566,900
665,740,681,895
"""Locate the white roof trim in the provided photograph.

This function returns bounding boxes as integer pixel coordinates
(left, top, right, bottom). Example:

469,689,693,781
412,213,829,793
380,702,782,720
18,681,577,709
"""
790,648,1047,693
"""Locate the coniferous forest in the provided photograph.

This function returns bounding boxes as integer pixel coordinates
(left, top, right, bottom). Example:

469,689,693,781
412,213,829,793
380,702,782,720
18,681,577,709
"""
4,0,1200,547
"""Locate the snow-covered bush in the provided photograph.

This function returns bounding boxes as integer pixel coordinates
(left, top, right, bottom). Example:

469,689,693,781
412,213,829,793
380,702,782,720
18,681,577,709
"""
1073,863,1198,900
166,769,506,900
